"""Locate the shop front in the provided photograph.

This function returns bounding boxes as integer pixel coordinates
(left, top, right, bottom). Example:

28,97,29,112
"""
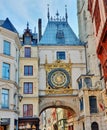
18,117,39,130
0,118,10,130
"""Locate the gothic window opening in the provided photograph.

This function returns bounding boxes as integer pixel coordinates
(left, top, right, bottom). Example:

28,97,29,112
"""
83,122,85,130
80,97,84,111
99,63,103,79
91,122,99,130
84,77,92,88
89,96,97,113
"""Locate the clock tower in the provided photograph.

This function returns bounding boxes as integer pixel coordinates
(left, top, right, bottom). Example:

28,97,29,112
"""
38,7,86,129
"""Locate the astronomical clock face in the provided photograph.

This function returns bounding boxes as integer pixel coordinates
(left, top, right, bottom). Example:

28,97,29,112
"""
48,68,70,88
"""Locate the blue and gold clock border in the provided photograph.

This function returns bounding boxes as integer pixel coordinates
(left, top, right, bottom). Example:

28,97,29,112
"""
45,59,72,94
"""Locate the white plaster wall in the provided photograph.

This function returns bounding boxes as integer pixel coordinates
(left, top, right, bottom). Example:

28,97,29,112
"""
0,32,20,83
39,46,85,64
20,45,38,58
39,68,46,90
0,28,20,130
39,46,86,92
72,67,85,89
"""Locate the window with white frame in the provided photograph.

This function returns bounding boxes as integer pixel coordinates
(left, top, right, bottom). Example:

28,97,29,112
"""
2,62,10,80
3,40,10,56
2,89,9,109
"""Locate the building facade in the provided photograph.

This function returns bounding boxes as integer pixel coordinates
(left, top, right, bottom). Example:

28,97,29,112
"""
88,0,107,122
1,2,107,130
88,0,107,80
77,0,107,130
38,7,86,130
0,18,21,130
18,23,39,130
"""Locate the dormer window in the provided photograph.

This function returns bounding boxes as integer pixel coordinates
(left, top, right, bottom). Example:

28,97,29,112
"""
56,30,65,44
56,30,64,39
23,23,32,45
24,35,31,45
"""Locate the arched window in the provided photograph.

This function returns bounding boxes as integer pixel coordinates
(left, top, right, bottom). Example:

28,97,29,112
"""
91,122,99,130
84,77,92,88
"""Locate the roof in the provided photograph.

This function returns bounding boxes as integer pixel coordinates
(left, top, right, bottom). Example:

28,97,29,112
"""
39,19,83,46
0,18,18,33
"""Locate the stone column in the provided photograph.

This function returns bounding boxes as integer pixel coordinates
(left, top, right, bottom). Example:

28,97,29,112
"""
84,117,91,130
10,118,14,130
73,121,79,130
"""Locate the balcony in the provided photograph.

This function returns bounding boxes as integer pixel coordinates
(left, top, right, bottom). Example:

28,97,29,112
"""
77,74,102,90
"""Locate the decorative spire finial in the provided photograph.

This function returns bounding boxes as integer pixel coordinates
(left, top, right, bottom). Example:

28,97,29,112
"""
47,4,50,20
27,22,29,29
65,5,68,22
56,10,59,20
69,54,71,63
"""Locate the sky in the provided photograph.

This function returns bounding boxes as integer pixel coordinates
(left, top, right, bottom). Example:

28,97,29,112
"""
0,0,78,37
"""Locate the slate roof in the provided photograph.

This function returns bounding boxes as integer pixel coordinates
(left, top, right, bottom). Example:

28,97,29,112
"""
0,18,18,33
39,19,83,46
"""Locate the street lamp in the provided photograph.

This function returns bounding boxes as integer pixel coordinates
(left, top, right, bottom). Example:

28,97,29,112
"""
18,94,23,102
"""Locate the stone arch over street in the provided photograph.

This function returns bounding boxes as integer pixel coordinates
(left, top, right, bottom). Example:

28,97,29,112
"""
39,95,79,116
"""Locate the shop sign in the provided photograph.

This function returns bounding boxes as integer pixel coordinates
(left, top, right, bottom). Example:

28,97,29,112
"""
0,118,10,125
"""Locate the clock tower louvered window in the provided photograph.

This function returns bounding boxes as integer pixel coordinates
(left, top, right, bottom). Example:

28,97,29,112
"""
56,30,65,44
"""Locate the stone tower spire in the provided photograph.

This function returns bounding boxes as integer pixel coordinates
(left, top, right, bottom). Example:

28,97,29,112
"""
65,5,68,22
47,4,50,21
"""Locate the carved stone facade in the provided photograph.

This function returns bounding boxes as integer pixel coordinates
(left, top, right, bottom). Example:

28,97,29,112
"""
77,0,107,130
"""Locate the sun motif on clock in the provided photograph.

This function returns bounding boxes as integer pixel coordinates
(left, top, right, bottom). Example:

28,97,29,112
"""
48,68,70,88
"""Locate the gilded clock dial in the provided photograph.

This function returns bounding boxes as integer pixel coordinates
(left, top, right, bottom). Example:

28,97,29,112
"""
48,68,70,88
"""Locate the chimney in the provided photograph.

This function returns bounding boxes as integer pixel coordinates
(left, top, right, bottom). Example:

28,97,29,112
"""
38,18,42,41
